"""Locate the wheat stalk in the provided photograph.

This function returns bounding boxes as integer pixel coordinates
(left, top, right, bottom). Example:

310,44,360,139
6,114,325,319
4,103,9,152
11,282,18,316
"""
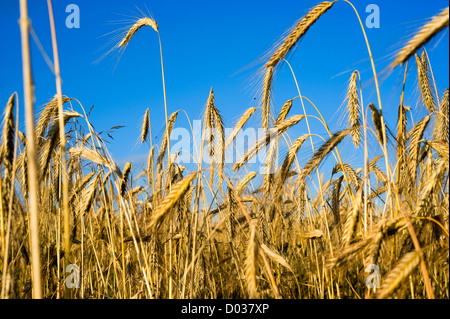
69,146,120,176
342,185,364,246
35,96,71,145
266,1,335,69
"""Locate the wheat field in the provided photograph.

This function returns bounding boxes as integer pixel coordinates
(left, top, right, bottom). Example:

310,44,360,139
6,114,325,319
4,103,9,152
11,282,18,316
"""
0,1,448,299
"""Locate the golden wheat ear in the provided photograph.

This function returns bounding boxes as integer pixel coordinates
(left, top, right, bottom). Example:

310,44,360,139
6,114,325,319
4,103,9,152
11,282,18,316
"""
1,94,16,175
262,1,335,130
433,88,449,144
415,53,436,113
149,172,197,230
346,71,361,148
391,7,449,69
376,251,421,299
119,17,159,48
298,128,351,183
141,108,150,143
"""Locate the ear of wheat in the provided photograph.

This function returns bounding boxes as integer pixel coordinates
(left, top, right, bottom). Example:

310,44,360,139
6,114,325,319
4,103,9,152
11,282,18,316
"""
415,53,436,113
346,71,361,148
434,88,449,144
141,108,150,143
119,17,159,48
298,128,351,183
1,94,15,176
261,1,335,130
149,172,197,230
233,115,305,171
391,7,449,68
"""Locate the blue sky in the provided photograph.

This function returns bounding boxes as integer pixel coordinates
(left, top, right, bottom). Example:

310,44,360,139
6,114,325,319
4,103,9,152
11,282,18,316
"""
0,0,448,173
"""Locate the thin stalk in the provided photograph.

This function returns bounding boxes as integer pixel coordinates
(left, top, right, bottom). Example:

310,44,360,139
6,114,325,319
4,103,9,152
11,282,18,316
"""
342,0,393,216
284,60,355,203
157,30,174,299
19,0,42,299
46,0,71,288
158,32,171,166
358,72,369,234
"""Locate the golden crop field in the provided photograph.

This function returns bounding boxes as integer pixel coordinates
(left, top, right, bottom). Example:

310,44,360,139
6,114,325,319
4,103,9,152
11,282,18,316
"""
0,1,448,299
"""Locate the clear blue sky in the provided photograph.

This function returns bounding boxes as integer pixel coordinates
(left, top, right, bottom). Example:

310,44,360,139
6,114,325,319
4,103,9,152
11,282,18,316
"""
0,0,448,171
